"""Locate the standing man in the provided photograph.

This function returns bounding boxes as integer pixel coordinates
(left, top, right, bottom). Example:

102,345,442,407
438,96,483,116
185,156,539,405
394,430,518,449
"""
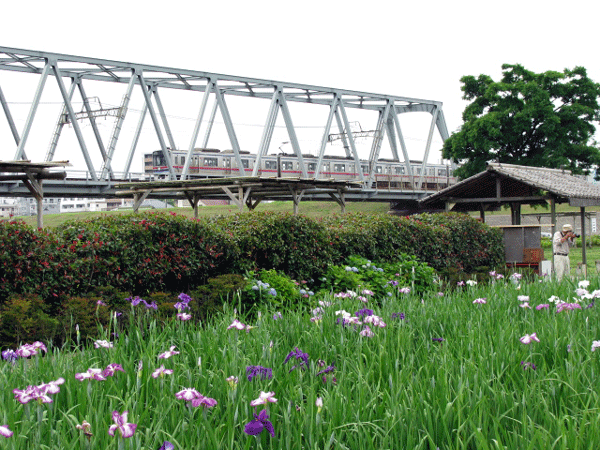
553,224,576,281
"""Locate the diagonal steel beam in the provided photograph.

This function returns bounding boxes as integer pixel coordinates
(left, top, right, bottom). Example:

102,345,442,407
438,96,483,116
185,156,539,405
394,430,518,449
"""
182,79,213,179
102,73,136,178
213,81,245,174
337,100,364,183
201,97,219,149
315,94,341,180
136,71,175,179
123,99,147,177
14,61,51,160
77,79,114,179
277,88,306,177
51,61,97,180
0,84,20,146
46,77,77,162
152,87,178,152
390,108,415,188
417,105,440,189
253,90,280,176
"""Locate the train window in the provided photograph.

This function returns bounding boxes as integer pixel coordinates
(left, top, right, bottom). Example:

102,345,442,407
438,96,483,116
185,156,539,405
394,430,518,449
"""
438,168,447,177
429,168,435,176
180,156,185,166
412,167,422,175
361,165,368,173
307,163,317,171
395,167,405,175
333,164,345,172
223,159,231,168
323,163,330,171
242,159,249,169
376,166,383,174
265,160,277,169
282,161,294,170
203,157,218,167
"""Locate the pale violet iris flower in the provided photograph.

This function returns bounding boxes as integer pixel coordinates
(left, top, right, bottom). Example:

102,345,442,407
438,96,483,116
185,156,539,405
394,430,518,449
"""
152,365,174,378
250,391,277,406
0,425,13,438
158,346,180,359
108,410,136,438
520,333,540,344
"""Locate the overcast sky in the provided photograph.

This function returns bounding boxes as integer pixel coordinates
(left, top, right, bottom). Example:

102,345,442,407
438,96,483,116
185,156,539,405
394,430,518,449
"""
1,0,599,171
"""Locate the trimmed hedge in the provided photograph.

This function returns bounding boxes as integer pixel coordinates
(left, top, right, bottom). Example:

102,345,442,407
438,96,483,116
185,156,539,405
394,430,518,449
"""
0,211,504,305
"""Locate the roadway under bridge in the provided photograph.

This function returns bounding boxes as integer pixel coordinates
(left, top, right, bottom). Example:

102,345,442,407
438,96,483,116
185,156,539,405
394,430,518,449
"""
0,46,453,204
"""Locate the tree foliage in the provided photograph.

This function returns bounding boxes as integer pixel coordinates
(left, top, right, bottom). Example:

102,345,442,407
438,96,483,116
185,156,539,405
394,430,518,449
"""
442,64,600,179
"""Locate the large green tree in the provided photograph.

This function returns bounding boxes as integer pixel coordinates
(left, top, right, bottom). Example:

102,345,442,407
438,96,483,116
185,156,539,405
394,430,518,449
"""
443,64,600,179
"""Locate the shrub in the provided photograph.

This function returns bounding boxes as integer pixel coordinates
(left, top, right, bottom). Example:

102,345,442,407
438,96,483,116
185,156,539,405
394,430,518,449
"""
212,212,334,280
189,274,247,322
241,269,306,311
317,254,437,297
0,294,59,348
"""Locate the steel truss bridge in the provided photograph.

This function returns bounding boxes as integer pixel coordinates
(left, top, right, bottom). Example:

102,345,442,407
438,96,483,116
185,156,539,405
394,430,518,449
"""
0,46,451,203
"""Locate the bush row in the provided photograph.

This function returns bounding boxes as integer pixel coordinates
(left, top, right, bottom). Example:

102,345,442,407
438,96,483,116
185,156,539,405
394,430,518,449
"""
0,211,504,304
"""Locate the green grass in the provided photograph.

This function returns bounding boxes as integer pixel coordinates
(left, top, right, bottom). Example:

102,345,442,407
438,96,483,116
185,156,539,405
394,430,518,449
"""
3,274,600,449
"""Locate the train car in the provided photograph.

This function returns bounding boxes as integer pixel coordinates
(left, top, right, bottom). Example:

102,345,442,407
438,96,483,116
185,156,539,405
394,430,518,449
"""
148,149,457,190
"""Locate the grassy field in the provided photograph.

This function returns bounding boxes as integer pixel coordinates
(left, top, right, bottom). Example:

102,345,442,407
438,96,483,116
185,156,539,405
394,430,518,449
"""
2,271,600,449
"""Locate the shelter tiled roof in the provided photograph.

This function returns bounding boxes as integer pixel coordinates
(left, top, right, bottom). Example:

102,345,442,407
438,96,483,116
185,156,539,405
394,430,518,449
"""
420,163,600,210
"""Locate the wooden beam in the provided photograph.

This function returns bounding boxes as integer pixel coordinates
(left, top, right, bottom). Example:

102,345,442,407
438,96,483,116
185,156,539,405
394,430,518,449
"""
447,196,551,203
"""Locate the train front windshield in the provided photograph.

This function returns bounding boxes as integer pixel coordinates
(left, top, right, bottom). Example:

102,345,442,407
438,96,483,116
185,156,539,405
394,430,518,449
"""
153,151,167,167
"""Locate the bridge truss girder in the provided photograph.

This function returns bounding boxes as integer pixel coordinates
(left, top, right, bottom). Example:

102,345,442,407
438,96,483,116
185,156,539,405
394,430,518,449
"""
0,46,449,187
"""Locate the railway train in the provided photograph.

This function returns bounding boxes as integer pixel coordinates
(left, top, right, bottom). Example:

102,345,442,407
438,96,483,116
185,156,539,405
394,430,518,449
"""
147,149,458,191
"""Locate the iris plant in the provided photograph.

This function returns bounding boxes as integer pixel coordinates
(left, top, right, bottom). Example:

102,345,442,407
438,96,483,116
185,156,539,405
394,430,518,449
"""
175,388,217,408
108,410,136,438
16,341,47,358
520,333,540,344
246,365,273,381
244,409,275,437
284,348,309,372
152,365,174,378
13,377,65,404
250,391,277,406
158,346,180,359
0,425,13,438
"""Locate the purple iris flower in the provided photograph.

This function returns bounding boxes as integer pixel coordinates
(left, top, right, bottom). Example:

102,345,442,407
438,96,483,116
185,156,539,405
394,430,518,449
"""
432,338,445,342
158,442,175,450
521,361,537,371
355,309,374,318
317,362,336,383
246,365,273,381
128,296,142,307
2,349,18,363
178,293,192,303
103,363,125,377
141,300,158,310
244,409,275,437
174,301,190,312
391,312,405,320
283,347,309,372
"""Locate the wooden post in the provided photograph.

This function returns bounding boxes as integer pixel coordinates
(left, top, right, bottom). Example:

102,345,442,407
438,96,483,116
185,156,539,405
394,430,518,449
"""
581,207,587,276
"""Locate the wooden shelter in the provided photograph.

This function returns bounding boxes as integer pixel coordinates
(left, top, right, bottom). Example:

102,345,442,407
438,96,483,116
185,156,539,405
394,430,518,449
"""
116,176,363,216
0,160,69,228
419,163,600,276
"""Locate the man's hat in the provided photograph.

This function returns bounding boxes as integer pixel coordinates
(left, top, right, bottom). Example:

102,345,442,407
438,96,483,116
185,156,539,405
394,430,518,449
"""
563,224,573,231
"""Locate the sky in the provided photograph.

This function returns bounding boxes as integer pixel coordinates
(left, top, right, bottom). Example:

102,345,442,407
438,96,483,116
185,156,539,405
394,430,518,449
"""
1,0,599,172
